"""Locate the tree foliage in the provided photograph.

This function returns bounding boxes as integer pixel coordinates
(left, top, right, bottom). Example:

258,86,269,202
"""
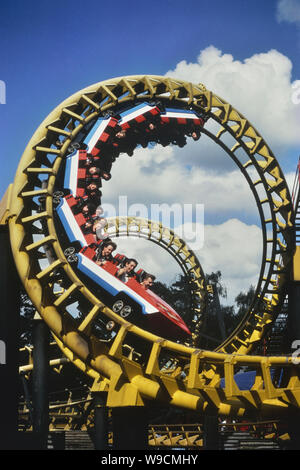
152,271,255,349
19,286,36,347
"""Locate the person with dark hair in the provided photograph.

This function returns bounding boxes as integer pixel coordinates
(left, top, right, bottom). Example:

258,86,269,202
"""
186,126,202,141
81,215,105,239
72,197,95,216
93,217,108,240
115,129,127,139
113,127,136,157
92,125,123,180
88,166,101,176
85,153,95,165
116,258,138,283
140,273,156,290
85,183,102,205
95,239,117,266
81,202,97,218
84,165,102,187
97,153,113,180
191,130,201,141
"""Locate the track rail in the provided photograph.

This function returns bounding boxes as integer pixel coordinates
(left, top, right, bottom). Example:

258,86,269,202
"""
7,75,298,415
101,215,208,346
292,158,300,246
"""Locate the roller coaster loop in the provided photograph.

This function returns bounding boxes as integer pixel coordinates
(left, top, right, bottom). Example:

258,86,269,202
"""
3,75,299,416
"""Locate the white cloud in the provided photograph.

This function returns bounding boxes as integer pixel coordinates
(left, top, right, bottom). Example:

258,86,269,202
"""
100,46,298,224
98,46,298,310
197,219,262,305
172,217,263,305
277,0,300,24
103,144,259,222
199,219,262,279
100,126,266,307
165,46,300,152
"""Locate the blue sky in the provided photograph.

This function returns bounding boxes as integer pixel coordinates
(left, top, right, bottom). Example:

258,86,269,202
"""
0,0,299,196
0,0,300,303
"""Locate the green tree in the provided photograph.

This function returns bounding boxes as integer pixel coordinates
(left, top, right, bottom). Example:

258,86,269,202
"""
235,285,256,317
19,286,36,347
206,270,227,299
152,271,256,350
152,275,192,326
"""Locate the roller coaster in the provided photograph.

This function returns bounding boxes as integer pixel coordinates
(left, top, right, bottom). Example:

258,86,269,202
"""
1,75,300,450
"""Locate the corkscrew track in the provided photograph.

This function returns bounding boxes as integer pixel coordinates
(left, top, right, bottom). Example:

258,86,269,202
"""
6,75,299,415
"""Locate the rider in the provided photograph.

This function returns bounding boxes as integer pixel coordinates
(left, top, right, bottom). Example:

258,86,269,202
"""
139,273,156,290
95,239,117,266
116,258,138,283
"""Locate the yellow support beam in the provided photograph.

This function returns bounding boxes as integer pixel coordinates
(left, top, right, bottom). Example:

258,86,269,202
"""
0,184,12,225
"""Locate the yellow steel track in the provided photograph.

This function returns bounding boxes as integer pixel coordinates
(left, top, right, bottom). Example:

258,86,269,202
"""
102,215,208,347
6,75,299,415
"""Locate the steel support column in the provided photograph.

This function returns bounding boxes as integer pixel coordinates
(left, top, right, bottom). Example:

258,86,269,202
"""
286,281,300,450
287,282,300,350
93,392,109,450
32,317,50,449
112,407,148,450
203,413,220,450
0,226,20,450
